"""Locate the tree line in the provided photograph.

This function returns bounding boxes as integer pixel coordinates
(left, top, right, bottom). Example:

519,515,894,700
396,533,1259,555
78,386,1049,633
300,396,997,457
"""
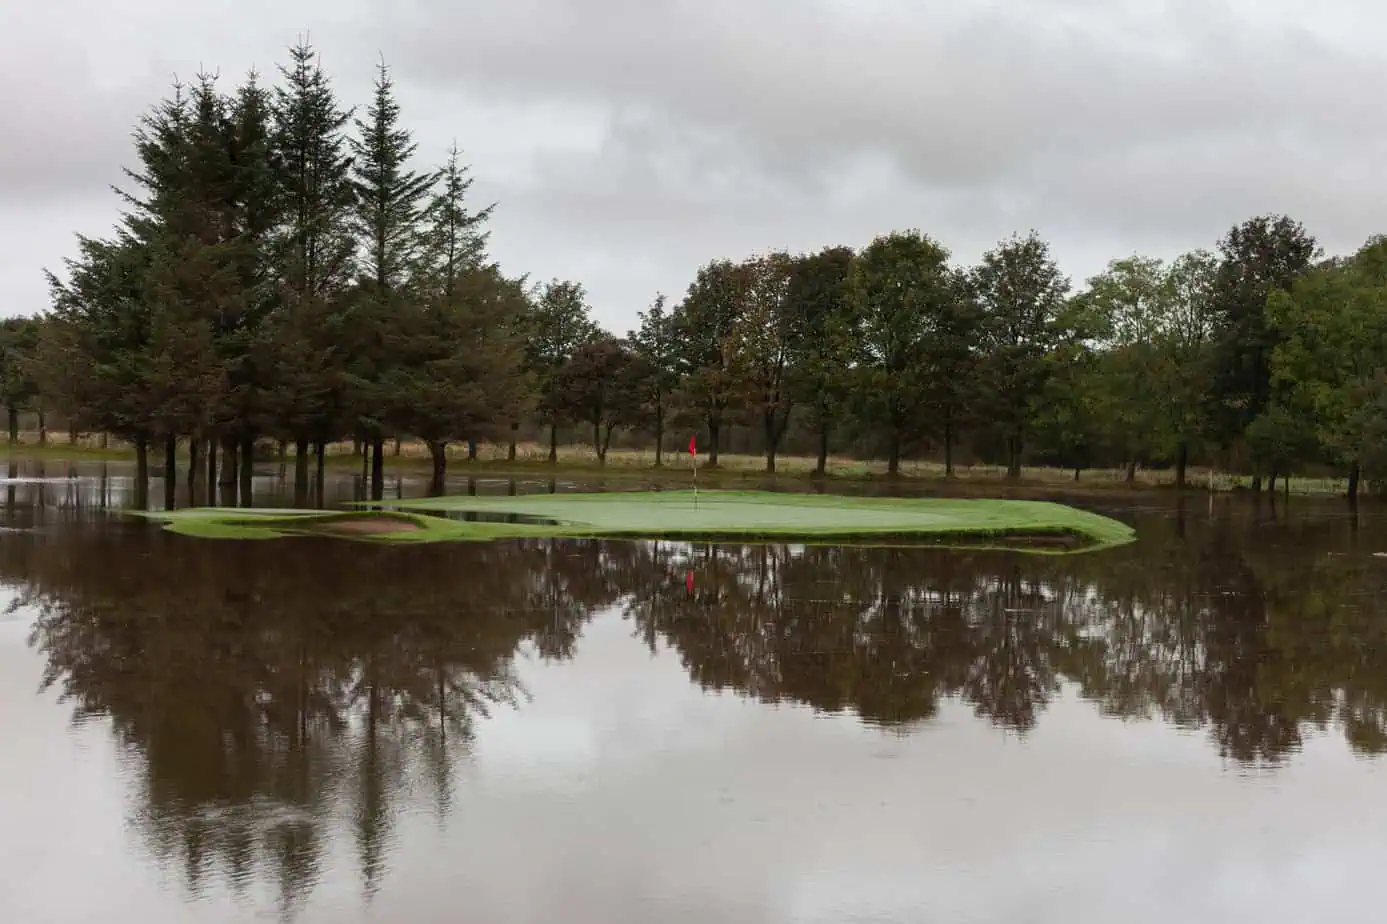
16,40,1386,499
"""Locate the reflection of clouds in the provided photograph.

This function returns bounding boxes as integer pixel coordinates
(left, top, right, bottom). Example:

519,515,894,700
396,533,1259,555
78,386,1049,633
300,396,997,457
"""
369,618,1387,924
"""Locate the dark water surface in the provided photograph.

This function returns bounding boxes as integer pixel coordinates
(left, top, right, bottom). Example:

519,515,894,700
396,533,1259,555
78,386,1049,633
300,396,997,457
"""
5,459,1387,922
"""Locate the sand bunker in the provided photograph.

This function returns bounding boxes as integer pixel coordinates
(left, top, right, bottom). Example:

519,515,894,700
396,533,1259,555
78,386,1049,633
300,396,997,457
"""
309,515,424,536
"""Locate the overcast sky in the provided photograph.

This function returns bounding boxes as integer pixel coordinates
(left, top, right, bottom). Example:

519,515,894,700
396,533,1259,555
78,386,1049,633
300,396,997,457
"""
5,0,1387,332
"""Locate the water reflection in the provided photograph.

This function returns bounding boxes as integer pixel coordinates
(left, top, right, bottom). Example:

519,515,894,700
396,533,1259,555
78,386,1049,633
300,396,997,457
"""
9,516,632,917
628,512,1387,763
7,460,1387,919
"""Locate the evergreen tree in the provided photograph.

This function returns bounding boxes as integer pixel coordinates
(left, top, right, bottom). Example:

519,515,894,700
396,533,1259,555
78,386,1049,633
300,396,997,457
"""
421,143,493,297
347,58,435,499
271,38,358,492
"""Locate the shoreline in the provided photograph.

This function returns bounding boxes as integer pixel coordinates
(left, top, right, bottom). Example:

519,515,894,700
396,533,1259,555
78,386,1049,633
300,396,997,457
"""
0,438,1354,499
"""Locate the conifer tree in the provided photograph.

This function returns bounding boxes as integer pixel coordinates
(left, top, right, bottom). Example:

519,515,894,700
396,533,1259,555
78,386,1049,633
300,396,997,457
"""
347,58,434,499
271,39,358,494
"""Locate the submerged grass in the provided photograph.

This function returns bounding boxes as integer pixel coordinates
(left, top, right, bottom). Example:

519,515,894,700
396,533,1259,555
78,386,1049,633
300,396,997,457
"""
129,491,1135,553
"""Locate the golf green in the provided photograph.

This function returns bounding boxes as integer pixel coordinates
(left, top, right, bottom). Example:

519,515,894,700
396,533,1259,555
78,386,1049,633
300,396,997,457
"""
130,490,1136,552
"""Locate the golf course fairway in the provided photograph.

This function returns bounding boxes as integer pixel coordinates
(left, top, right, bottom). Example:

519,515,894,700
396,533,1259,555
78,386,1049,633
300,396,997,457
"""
131,491,1136,552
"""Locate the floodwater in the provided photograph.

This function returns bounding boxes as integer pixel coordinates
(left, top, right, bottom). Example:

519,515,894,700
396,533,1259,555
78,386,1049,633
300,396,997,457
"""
4,459,1387,923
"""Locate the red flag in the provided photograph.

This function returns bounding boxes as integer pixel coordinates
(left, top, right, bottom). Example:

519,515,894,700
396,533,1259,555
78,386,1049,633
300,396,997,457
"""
688,434,697,456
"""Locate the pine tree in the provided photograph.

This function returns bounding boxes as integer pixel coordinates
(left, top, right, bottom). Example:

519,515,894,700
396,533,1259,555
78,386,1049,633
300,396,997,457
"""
271,39,358,492
421,142,493,297
347,58,435,499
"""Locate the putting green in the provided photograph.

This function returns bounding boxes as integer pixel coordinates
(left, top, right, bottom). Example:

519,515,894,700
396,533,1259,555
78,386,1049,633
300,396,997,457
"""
130,491,1135,552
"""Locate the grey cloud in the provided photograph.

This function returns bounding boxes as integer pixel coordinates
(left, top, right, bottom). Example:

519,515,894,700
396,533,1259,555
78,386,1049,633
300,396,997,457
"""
6,0,1387,326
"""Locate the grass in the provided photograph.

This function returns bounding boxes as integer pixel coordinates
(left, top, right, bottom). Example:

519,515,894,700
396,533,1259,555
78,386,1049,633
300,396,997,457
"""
129,491,1136,553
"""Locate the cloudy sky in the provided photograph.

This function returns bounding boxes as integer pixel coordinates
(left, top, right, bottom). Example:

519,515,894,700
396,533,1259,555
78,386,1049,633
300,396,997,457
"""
4,0,1386,332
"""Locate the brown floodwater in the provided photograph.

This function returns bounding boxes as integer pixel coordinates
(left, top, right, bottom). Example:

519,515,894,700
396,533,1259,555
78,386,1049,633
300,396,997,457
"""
4,459,1387,922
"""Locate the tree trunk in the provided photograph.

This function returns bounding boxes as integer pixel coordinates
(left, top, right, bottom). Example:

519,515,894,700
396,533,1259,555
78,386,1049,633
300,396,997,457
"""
1349,462,1361,503
1006,433,1023,480
370,436,385,501
206,438,217,494
314,440,327,507
239,437,254,507
294,437,310,501
393,437,402,457
763,412,778,474
593,418,605,464
887,433,901,477
134,437,150,509
163,437,177,508
219,438,238,486
549,423,559,463
604,424,618,462
6,406,16,443
467,439,477,461
37,410,46,446
1268,471,1278,495
1125,459,1137,486
1175,443,1188,490
943,418,955,477
100,432,108,450
276,440,287,460
508,423,518,461
708,418,721,467
69,422,79,447
1074,466,1081,481
654,406,665,467
427,440,447,495
1250,474,1262,493
188,439,201,498
815,427,829,476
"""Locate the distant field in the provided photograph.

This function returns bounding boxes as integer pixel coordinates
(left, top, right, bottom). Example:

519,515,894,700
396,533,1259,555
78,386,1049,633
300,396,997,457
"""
1,430,1353,496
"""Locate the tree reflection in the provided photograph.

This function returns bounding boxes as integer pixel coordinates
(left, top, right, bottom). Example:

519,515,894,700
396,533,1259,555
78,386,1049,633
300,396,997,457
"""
625,507,1387,762
12,515,620,919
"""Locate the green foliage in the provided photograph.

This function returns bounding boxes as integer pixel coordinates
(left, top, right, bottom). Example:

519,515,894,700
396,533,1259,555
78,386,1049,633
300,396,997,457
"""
378,265,532,449
1268,237,1387,482
525,279,602,431
38,42,529,496
672,259,750,461
627,293,680,459
850,230,961,473
734,251,798,467
784,246,858,458
1208,214,1319,448
973,231,1073,475
553,337,641,461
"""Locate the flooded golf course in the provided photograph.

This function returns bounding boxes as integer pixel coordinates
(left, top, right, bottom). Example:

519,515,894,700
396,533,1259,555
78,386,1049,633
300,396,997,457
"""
6,458,1387,922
